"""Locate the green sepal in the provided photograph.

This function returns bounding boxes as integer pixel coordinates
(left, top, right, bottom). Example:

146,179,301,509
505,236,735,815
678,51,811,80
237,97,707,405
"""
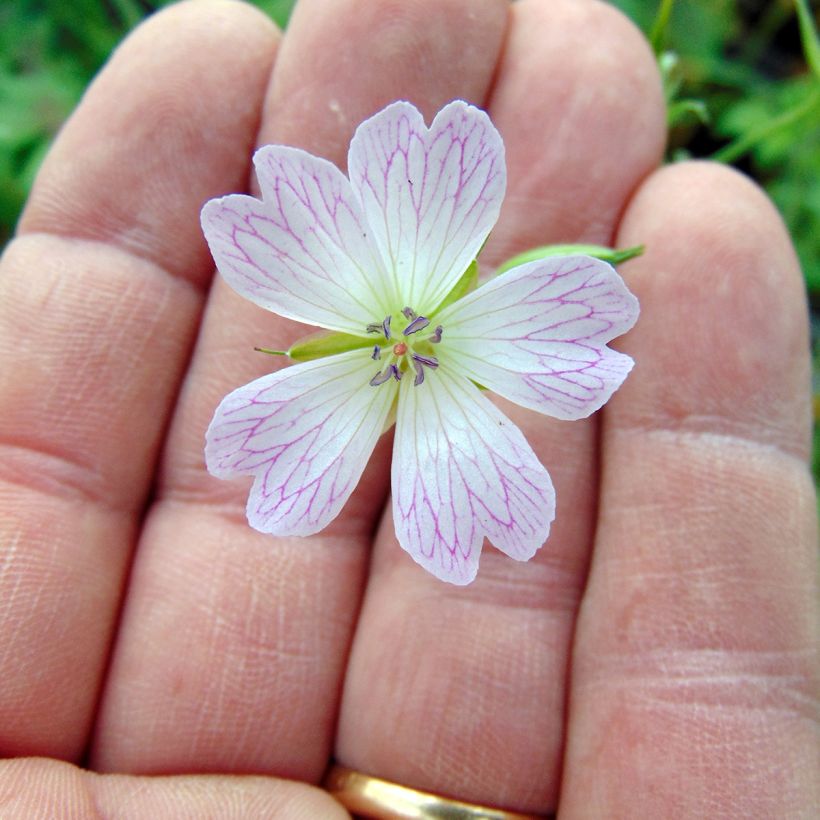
435,259,479,312
287,330,374,362
495,243,645,276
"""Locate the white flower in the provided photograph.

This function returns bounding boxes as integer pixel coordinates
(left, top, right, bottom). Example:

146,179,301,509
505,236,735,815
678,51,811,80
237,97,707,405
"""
201,100,639,585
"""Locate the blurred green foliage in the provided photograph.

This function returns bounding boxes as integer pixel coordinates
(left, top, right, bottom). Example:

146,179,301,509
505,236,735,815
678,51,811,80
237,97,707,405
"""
1,0,819,484
0,0,297,244
612,0,820,292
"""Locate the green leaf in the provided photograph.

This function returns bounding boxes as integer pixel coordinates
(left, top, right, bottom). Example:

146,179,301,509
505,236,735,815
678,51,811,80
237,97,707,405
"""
495,244,644,276
668,98,710,127
287,330,373,362
435,259,479,311
711,90,820,164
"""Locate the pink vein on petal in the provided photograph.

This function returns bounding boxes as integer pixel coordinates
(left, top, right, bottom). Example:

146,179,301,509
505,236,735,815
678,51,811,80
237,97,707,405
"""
437,255,640,420
392,368,554,585
206,352,396,536
348,100,505,315
201,147,393,335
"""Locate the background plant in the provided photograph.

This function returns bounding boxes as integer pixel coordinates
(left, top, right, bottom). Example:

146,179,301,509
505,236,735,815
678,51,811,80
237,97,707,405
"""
2,0,818,484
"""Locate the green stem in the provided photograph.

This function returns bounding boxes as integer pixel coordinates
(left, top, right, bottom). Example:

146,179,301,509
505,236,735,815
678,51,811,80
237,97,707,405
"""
710,90,820,164
649,0,675,55
795,0,820,80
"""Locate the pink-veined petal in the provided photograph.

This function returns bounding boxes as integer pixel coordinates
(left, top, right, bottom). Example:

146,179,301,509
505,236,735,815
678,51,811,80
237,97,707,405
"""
392,368,554,585
348,100,505,316
206,352,396,536
437,255,640,421
201,146,394,335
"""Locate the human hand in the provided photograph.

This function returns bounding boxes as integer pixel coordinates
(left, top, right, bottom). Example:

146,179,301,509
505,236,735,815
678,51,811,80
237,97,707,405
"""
1,0,817,816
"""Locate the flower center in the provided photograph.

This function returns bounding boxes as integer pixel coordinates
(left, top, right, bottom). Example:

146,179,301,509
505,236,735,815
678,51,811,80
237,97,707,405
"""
367,307,443,387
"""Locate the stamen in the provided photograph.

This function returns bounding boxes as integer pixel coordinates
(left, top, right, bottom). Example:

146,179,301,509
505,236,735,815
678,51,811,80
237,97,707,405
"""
428,325,443,343
412,353,439,369
371,345,381,360
366,323,382,334
402,307,416,320
382,315,392,339
369,368,391,386
410,353,439,387
403,315,430,336
369,364,402,387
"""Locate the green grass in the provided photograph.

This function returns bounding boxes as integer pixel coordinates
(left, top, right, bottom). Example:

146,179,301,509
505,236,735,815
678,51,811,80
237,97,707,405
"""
2,0,819,486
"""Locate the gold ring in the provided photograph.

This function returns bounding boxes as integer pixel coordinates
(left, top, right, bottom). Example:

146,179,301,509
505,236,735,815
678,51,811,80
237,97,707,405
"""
323,764,550,819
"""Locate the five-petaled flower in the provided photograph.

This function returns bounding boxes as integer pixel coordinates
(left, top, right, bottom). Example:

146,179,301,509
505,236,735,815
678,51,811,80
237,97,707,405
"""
201,100,639,585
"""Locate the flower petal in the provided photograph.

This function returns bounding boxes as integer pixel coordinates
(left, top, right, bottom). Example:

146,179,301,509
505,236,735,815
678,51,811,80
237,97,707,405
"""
348,100,505,315
392,369,554,585
201,146,393,335
206,352,396,536
437,255,640,420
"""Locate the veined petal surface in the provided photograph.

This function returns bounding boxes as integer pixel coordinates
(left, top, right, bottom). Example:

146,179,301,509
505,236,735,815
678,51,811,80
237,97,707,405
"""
348,100,505,316
206,351,396,536
437,256,640,420
392,369,554,585
201,146,393,335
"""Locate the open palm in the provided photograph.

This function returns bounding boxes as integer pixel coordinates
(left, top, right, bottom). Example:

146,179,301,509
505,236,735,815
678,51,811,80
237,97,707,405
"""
1,0,816,816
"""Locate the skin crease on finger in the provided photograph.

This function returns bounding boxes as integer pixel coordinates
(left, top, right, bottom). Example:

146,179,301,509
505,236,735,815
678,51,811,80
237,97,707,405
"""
334,0,666,813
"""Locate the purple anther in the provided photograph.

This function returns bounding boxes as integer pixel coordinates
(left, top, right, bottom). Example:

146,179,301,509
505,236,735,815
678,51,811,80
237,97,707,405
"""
403,315,430,336
428,325,443,343
402,306,416,319
382,315,392,340
371,345,381,360
369,367,392,386
370,363,403,387
411,353,438,387
412,353,439,369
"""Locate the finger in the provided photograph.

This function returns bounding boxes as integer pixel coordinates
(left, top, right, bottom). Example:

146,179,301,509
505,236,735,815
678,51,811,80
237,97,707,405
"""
0,1,279,760
561,162,820,816
91,0,510,779
335,0,664,813
485,0,665,262
0,758,348,819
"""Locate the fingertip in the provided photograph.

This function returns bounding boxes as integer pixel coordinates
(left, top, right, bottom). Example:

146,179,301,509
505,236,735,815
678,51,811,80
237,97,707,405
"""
620,160,802,289
613,159,811,459
20,0,282,281
486,0,666,260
